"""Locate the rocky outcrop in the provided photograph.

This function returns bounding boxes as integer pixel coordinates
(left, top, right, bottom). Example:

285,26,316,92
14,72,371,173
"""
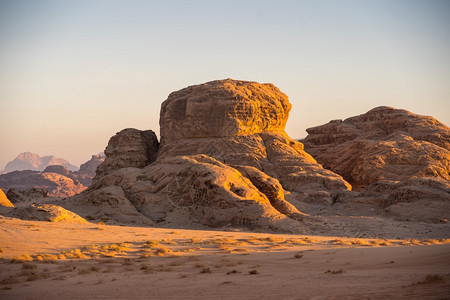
158,79,350,196
0,170,86,198
93,129,159,180
302,106,450,187
67,79,350,231
0,188,13,207
75,154,105,185
0,204,87,223
3,152,78,172
0,154,105,200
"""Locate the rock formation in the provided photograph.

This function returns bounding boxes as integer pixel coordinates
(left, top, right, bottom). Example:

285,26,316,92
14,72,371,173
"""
0,154,105,199
3,152,78,173
302,106,450,187
302,106,450,223
68,79,350,230
93,129,159,180
0,203,87,223
75,154,105,186
0,170,86,198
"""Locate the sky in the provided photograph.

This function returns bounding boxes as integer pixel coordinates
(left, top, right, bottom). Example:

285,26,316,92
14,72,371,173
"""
0,0,449,170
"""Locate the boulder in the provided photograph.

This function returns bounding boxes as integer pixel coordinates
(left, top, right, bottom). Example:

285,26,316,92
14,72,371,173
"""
93,128,159,180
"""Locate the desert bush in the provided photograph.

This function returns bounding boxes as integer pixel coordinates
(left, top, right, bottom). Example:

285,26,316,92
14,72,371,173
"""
294,253,303,259
416,274,444,284
325,269,345,274
200,267,211,274
144,240,160,248
248,269,259,275
10,254,33,263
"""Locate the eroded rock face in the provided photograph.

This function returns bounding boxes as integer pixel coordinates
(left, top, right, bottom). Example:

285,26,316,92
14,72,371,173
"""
66,79,351,230
94,128,159,180
160,79,291,143
159,79,351,197
303,106,450,187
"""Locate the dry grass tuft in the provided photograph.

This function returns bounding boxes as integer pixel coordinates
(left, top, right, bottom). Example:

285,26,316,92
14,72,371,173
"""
10,254,33,263
200,267,212,274
415,274,445,284
144,240,160,248
325,269,345,274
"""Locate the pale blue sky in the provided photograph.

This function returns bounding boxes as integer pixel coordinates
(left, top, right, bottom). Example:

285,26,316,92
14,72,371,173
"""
1,0,449,169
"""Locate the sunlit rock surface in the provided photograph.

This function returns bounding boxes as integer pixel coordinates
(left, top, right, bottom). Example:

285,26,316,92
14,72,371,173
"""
93,128,159,180
0,188,13,207
67,79,350,230
302,106,450,186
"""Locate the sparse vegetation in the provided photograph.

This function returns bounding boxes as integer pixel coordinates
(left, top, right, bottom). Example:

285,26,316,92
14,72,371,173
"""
294,253,303,259
200,267,211,274
415,274,445,285
10,254,33,263
325,269,345,274
248,269,259,275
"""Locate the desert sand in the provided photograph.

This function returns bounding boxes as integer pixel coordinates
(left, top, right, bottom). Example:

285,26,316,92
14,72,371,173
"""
0,217,449,299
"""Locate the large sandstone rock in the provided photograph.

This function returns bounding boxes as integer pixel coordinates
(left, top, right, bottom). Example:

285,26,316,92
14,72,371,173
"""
93,128,159,180
67,79,351,230
160,79,291,143
303,106,450,187
159,79,351,197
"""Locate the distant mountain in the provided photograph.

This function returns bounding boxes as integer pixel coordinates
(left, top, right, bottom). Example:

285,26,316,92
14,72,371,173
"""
3,152,79,173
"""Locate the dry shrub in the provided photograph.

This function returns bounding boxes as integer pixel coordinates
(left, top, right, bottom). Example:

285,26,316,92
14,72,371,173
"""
161,239,177,245
65,249,89,259
22,263,37,270
294,253,303,259
415,274,445,284
35,253,58,262
190,238,202,244
378,239,391,246
227,248,249,253
21,269,50,281
154,246,172,256
351,239,372,246
200,267,211,274
330,239,352,246
1,275,19,285
265,236,285,243
420,239,440,245
10,254,33,263
144,240,160,248
284,238,310,245
325,269,345,274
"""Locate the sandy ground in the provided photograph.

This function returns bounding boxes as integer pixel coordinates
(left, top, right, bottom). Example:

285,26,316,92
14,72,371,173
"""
0,217,449,299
